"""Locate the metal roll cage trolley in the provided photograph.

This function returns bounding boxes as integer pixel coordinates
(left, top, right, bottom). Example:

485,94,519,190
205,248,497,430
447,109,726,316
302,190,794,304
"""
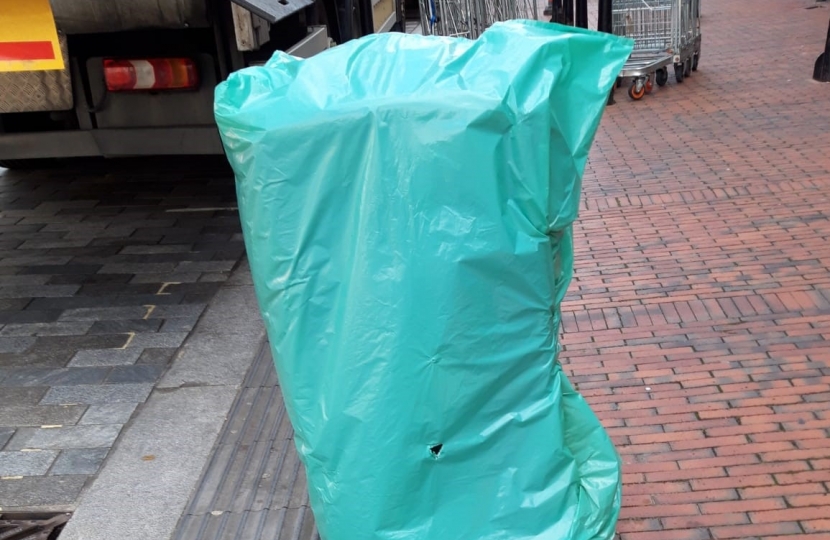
549,0,702,103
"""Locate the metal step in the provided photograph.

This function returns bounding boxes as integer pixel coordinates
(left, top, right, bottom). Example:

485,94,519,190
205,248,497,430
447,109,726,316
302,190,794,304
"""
172,343,319,540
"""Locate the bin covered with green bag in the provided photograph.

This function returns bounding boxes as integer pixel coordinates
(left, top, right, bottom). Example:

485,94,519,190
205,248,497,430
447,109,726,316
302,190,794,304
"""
215,21,632,540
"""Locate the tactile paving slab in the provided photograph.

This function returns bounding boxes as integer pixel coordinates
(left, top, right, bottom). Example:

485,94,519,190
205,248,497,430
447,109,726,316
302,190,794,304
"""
172,343,319,540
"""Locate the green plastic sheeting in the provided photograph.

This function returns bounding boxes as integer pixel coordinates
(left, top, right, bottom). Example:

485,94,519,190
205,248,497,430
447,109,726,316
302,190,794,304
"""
215,21,632,540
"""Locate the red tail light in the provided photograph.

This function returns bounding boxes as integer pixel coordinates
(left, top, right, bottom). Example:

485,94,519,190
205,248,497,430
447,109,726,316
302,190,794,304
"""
103,58,199,92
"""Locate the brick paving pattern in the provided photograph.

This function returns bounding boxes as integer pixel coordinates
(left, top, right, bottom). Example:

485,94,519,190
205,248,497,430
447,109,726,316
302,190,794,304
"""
0,158,241,509
563,1,830,539
2,1,829,535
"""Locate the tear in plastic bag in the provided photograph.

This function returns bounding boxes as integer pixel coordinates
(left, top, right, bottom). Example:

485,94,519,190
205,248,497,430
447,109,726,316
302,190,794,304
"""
216,21,633,540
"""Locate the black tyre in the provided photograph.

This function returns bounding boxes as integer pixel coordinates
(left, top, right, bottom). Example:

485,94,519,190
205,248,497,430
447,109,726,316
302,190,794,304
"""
692,53,700,71
674,63,684,83
655,68,669,87
684,58,692,78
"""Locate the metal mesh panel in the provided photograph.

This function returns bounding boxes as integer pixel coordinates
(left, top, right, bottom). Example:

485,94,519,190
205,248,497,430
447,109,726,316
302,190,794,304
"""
612,0,701,53
418,0,540,38
612,0,673,51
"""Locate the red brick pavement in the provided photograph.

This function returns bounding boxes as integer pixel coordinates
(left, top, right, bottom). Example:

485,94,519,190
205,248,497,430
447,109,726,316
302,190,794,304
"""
565,1,830,538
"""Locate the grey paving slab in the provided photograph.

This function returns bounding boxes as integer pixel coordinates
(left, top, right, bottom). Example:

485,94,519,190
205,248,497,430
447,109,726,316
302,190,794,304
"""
105,218,177,229
0,255,72,267
115,251,214,266
47,248,124,260
88,319,162,334
0,350,73,369
99,262,177,274
129,272,202,284
69,348,142,367
225,259,253,286
0,336,35,353
0,321,94,337
59,306,150,321
147,304,207,319
0,309,62,325
0,428,13,450
0,285,80,298
192,286,264,338
0,368,110,387
26,293,184,312
0,335,131,369
0,275,52,286
50,448,110,476
120,244,194,255
125,331,189,349
40,223,107,233
48,274,131,286
159,332,263,389
40,383,154,405
181,290,224,305
0,474,87,509
76,283,161,297
65,226,137,240
158,279,264,390
0,299,31,312
41,335,133,351
58,386,239,540
198,273,230,283
32,201,96,212
136,347,177,365
159,316,198,334
19,239,92,250
0,386,48,406
105,365,164,384
16,216,84,227
0,450,58,476
0,405,87,427
175,261,236,273
79,403,138,425
20,264,105,276
11,424,122,450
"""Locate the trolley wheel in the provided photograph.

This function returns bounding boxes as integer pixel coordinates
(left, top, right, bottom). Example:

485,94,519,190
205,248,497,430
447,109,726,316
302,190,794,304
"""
684,58,692,78
655,68,669,87
628,80,646,101
674,63,684,84
692,53,700,71
644,77,654,94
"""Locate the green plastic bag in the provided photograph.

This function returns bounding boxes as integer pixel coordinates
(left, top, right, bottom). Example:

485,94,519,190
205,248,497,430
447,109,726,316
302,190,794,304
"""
215,21,632,540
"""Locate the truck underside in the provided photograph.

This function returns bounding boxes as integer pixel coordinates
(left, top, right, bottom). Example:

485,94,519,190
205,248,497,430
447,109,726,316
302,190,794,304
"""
0,0,403,166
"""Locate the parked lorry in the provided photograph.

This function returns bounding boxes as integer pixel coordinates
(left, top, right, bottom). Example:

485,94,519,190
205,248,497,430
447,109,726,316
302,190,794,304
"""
0,0,404,168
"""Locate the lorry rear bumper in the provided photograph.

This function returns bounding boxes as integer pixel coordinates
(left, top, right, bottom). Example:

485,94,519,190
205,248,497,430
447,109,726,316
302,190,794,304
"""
0,126,224,159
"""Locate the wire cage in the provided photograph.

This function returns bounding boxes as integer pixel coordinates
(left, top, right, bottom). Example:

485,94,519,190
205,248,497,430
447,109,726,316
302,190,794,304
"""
419,0,540,38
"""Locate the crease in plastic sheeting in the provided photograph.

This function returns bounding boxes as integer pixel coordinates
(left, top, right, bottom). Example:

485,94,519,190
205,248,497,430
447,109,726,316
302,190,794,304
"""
216,20,633,540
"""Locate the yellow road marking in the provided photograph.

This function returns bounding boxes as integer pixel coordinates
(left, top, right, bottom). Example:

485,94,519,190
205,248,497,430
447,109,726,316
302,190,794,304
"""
119,332,136,349
156,282,180,295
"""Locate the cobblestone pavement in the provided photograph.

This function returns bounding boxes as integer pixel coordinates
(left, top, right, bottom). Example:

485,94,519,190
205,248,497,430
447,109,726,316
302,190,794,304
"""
562,0,830,539
0,158,242,510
